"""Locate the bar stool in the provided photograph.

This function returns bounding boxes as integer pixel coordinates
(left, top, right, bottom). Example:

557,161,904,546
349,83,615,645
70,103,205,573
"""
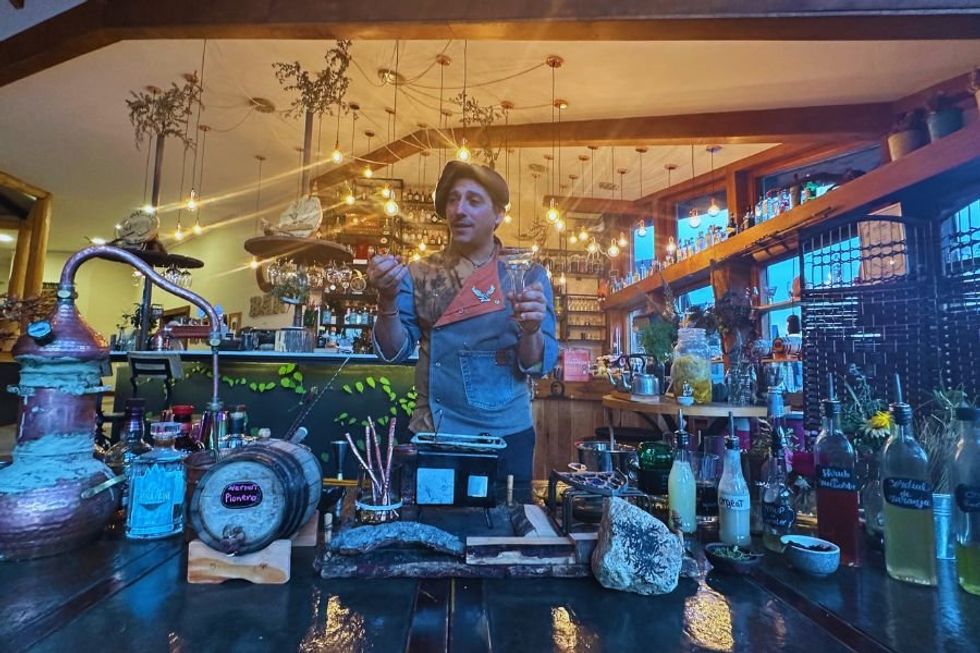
126,351,184,409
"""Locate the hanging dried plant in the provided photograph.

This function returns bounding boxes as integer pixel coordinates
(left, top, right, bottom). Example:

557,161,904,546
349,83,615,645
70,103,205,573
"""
273,40,352,118
452,92,503,167
126,77,203,149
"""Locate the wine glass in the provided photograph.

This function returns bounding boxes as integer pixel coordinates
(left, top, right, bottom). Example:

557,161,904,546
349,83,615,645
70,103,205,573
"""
499,247,534,296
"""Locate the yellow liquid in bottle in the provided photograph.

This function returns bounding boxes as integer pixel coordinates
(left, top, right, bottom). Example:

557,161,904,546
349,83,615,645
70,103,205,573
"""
956,543,980,595
883,503,937,586
668,461,696,533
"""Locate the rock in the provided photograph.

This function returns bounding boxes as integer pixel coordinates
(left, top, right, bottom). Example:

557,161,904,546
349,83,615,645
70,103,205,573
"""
591,497,683,595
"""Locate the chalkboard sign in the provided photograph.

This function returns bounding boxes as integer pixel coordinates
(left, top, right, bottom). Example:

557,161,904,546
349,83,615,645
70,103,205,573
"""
883,477,933,510
817,465,858,492
762,502,796,529
221,482,263,509
956,484,980,513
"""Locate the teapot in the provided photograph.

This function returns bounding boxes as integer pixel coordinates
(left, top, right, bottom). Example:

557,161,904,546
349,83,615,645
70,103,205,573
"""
607,354,660,398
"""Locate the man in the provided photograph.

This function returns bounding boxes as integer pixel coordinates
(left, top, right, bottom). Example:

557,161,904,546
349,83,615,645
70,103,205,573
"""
368,161,558,481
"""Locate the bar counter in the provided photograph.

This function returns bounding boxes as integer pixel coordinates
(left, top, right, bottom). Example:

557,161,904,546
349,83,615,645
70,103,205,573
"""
3,519,975,653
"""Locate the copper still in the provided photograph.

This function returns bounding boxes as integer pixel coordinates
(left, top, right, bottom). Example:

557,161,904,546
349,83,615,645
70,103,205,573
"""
0,246,223,561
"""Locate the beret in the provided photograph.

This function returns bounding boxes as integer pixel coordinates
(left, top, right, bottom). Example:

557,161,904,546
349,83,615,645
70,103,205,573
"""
433,161,509,218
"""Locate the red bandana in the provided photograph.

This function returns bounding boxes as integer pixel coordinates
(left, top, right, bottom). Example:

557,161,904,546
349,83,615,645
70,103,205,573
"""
434,260,506,327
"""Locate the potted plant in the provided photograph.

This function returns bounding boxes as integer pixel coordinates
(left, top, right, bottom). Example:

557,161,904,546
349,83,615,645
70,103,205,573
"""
925,91,964,142
918,386,968,560
886,108,927,161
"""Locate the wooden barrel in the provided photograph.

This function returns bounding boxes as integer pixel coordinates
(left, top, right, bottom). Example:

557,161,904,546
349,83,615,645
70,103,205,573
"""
189,439,322,555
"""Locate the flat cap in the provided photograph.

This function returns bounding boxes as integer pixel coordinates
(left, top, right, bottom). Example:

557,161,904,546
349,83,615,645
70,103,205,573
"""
433,161,509,218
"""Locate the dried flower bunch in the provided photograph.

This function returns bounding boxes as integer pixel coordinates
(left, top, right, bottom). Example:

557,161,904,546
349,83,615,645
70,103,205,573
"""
344,416,397,507
126,76,203,149
453,92,504,166
273,40,352,118
840,364,889,453
918,387,970,493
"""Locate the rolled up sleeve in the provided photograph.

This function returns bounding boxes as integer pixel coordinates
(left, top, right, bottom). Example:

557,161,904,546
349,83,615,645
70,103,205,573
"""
372,271,420,363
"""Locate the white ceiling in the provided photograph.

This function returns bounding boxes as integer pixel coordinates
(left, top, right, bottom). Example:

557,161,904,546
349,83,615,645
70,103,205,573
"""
1,37,979,250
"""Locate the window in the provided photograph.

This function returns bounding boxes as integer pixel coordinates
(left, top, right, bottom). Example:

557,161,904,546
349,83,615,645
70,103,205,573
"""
761,256,801,339
943,198,980,265
676,193,728,244
632,222,655,274
802,236,861,289
677,285,714,312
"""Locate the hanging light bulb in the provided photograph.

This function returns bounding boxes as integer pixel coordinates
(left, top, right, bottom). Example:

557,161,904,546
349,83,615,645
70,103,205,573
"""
607,242,621,258
363,166,373,178
381,185,392,199
569,233,578,244
384,197,399,216
637,221,647,237
546,198,560,223
142,204,156,215
174,225,184,240
418,241,427,252
411,252,422,262
504,213,513,224
344,191,356,205
331,147,344,164
456,138,471,162
617,232,628,248
578,228,588,242
531,243,540,254
186,189,198,211
587,240,598,254
555,219,565,232
689,208,702,229
249,257,259,270
707,197,720,217
192,222,203,235
558,272,567,286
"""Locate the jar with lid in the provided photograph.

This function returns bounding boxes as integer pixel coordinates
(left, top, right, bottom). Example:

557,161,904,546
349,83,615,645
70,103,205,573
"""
670,328,712,404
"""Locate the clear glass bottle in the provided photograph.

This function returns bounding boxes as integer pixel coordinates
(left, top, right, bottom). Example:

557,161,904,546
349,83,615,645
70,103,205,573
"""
952,405,980,595
671,328,712,404
763,388,796,552
106,397,152,511
881,383,937,586
719,423,751,547
815,378,863,566
125,422,187,540
668,411,697,534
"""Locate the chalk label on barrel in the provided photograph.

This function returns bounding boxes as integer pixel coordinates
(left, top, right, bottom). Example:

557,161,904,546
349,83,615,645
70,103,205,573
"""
221,482,263,509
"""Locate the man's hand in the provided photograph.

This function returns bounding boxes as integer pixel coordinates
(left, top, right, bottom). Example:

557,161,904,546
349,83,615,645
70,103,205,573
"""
510,281,547,335
367,254,408,310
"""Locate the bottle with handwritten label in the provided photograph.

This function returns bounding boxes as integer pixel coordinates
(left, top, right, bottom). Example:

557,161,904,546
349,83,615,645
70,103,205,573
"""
762,388,796,552
881,375,937,586
952,404,980,595
815,375,862,566
718,418,751,547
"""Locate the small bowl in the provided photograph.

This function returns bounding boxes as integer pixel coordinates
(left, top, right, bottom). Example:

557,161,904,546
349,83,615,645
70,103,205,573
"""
781,535,840,576
676,395,694,406
704,543,763,575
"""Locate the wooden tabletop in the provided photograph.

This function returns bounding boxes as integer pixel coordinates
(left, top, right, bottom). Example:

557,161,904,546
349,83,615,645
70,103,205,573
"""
602,393,768,417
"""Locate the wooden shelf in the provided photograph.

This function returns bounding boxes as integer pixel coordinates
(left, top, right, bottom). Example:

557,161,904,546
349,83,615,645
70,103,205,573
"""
603,119,980,311
756,298,801,312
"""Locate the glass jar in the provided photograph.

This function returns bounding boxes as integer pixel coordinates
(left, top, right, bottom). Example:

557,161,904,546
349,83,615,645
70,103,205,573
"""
671,328,712,404
355,476,403,525
126,422,186,540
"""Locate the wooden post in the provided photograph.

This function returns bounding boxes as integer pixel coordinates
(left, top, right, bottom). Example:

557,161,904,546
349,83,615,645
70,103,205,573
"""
300,110,314,196
8,217,32,299
23,195,51,299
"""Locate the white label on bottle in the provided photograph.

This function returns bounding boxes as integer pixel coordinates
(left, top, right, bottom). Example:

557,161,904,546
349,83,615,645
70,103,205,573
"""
719,492,749,511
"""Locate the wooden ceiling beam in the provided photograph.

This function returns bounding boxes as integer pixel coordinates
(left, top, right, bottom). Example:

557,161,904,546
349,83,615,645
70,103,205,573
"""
3,1,979,86
313,105,888,189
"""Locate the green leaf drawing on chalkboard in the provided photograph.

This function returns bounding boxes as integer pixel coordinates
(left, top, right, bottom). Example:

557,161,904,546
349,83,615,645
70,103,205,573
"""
377,416,389,426
281,377,293,388
249,382,258,391
379,376,391,387
354,381,365,393
335,412,349,422
342,385,353,394
347,417,357,425
294,386,306,394
292,371,303,382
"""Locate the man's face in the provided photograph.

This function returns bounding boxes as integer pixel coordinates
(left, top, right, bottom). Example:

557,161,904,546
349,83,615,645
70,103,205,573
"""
445,177,502,250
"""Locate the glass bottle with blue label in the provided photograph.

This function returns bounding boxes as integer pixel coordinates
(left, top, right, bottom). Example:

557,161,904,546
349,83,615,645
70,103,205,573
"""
126,422,187,540
881,377,937,586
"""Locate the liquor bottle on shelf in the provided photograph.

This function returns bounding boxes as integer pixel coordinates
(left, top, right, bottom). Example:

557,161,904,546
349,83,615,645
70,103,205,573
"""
881,374,937,586
668,410,697,534
719,416,751,547
106,398,152,511
952,404,980,595
762,387,796,552
815,375,862,566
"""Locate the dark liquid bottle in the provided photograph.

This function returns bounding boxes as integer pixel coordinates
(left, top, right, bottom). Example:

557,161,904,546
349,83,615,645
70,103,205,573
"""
815,377,862,566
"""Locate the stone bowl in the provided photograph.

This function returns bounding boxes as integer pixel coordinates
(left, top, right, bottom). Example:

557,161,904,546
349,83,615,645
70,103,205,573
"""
704,543,763,575
780,535,840,576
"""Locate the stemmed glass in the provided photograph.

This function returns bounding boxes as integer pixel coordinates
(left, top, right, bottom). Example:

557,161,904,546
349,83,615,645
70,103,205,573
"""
499,247,534,296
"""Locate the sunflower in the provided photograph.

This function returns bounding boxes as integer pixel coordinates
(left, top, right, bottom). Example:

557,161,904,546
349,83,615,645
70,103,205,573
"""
867,411,893,431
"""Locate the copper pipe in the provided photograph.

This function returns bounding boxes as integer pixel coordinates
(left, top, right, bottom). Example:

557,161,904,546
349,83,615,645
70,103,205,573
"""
59,245,223,406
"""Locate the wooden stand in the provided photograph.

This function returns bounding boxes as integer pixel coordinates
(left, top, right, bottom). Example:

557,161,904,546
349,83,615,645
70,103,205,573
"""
187,510,319,585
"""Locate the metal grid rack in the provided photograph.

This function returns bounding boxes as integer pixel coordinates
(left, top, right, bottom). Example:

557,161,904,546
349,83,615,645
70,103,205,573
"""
939,200,980,400
798,215,938,428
